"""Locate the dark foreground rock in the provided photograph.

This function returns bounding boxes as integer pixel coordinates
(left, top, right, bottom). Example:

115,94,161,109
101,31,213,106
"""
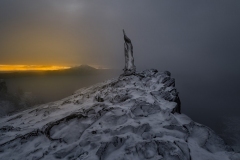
0,69,239,160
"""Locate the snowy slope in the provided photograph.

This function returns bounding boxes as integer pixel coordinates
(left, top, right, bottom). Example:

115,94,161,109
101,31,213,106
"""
0,69,239,160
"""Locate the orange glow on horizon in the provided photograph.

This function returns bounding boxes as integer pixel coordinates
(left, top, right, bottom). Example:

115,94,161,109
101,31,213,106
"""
0,65,71,72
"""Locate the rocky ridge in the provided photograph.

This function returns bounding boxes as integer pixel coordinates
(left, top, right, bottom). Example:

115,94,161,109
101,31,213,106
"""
0,69,239,160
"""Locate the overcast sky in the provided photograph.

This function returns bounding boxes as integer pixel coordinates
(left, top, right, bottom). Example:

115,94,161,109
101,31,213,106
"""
0,0,240,71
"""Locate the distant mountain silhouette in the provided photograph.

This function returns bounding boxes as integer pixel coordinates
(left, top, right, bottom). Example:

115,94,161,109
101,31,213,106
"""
69,65,97,71
62,65,98,74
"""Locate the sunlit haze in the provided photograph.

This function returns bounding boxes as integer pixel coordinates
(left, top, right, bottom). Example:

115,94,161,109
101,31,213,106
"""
0,65,70,72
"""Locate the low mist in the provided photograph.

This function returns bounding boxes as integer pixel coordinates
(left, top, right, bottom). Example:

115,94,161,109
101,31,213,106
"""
0,68,121,115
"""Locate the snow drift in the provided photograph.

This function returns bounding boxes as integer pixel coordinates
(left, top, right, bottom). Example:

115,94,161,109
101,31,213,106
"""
0,69,239,160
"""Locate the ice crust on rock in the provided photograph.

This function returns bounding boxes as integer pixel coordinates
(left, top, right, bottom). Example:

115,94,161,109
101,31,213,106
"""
0,69,239,160
122,30,136,75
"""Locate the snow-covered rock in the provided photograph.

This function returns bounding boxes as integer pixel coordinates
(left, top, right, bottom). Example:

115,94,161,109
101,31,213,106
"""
0,69,239,160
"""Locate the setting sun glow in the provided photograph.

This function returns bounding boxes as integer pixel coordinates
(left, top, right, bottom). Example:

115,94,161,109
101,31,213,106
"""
0,65,70,72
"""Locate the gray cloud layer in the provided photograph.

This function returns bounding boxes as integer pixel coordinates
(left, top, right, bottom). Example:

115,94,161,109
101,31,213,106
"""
1,0,240,71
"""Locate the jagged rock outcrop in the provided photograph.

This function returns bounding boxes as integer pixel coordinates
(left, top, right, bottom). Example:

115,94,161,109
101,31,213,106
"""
0,69,239,160
122,30,136,75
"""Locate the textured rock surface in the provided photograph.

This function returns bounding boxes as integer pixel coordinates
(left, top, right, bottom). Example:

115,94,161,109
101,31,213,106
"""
123,30,136,75
0,69,239,160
